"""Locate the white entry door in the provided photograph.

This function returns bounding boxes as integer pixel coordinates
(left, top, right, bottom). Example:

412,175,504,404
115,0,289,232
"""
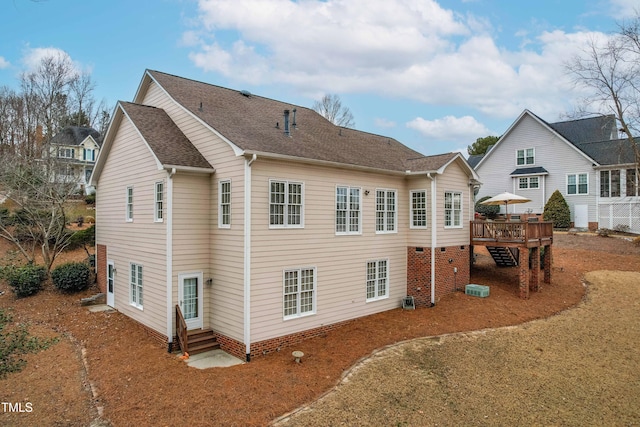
574,204,588,228
107,260,115,307
178,272,203,330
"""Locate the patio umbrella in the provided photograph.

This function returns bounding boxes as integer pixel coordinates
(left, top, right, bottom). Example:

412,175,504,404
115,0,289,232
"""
480,191,531,216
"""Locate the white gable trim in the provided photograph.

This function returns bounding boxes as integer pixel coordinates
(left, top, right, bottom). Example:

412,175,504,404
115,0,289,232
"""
139,70,245,157
475,110,600,169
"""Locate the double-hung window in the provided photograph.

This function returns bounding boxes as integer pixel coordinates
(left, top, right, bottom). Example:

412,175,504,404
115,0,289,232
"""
366,259,389,301
83,148,95,161
444,191,462,228
219,180,231,228
58,148,74,159
283,267,316,319
600,170,620,197
516,148,535,165
130,263,143,309
410,190,427,228
567,173,588,195
376,189,397,233
336,186,361,234
126,186,133,222
154,181,164,222
270,180,303,227
518,177,539,189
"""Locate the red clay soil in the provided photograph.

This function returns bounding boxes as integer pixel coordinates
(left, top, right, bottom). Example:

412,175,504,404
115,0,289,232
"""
0,233,639,426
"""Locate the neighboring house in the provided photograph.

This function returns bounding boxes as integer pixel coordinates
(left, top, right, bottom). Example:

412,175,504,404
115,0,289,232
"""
91,70,480,361
473,110,640,233
49,126,102,194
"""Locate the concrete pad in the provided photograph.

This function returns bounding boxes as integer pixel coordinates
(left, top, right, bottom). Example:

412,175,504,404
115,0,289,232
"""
87,304,115,313
182,349,244,369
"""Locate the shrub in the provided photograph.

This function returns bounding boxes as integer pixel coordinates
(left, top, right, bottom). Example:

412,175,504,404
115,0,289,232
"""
51,262,90,293
85,192,95,205
66,224,95,250
6,265,47,298
84,215,95,224
543,190,571,228
475,196,501,219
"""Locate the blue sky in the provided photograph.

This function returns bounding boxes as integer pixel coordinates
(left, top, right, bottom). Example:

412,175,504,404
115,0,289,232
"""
1,0,637,156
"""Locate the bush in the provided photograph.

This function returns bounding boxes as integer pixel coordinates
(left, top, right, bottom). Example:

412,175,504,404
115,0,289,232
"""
51,262,90,293
543,190,571,228
85,192,95,205
66,224,95,250
475,196,501,219
6,265,47,298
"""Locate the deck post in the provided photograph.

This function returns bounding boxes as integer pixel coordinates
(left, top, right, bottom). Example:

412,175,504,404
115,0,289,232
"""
543,244,552,284
530,246,540,292
518,247,529,299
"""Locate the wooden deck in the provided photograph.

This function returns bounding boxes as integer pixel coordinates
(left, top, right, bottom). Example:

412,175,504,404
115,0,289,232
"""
470,220,554,299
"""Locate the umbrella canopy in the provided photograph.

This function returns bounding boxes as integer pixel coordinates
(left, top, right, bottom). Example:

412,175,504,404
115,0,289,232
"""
480,192,531,217
480,192,531,206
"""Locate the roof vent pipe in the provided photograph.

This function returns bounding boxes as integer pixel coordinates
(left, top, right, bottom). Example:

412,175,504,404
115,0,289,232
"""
283,109,290,136
292,108,297,129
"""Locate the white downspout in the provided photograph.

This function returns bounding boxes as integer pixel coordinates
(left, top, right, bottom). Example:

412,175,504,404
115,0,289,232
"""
244,154,256,361
166,168,176,352
428,173,437,306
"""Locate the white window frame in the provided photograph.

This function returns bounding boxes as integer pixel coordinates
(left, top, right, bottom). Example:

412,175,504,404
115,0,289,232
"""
626,169,638,197
518,176,539,190
366,259,389,302
567,173,589,195
154,181,164,222
126,186,133,222
58,147,75,159
516,148,535,166
375,189,397,233
83,148,95,161
600,170,621,198
219,179,231,228
282,267,316,319
335,185,361,235
410,190,427,229
269,180,304,228
130,262,143,309
444,191,463,228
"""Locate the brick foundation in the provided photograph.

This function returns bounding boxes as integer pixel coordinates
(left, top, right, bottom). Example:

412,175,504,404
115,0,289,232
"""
96,244,107,293
588,222,598,231
407,245,471,306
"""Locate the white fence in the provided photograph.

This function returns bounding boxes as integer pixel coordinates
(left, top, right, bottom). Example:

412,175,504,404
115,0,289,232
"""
598,201,640,234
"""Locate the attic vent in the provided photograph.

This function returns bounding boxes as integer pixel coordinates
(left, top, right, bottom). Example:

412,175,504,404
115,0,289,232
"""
240,90,252,97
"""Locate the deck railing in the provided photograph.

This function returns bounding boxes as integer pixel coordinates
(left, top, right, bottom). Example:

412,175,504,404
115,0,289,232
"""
471,220,553,243
176,304,188,354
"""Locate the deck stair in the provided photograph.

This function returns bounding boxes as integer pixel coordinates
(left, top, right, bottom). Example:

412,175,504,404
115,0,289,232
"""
186,328,219,355
487,246,519,267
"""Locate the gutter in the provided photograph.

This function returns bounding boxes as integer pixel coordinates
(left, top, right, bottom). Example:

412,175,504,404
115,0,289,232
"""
427,172,437,307
244,154,257,361
166,167,176,352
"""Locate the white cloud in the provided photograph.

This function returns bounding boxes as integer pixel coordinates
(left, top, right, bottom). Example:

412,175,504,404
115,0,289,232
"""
374,117,396,128
184,0,615,124
21,47,84,75
407,115,491,142
0,56,9,69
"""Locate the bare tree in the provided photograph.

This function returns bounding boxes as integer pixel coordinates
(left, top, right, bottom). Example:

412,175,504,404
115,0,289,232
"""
565,15,640,167
312,94,355,128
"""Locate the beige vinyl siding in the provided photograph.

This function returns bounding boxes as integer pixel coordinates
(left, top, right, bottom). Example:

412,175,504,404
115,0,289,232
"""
476,114,597,221
142,81,246,341
95,116,168,335
435,160,473,247
249,158,408,343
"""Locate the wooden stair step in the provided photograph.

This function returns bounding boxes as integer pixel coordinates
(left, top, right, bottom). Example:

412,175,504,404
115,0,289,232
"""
187,341,220,355
184,328,219,355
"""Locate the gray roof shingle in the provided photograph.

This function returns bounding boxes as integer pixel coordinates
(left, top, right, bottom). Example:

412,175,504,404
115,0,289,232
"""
119,101,213,170
50,126,101,146
146,70,457,173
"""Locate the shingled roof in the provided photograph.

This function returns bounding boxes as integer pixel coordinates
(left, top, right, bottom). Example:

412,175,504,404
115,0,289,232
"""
50,126,101,146
145,70,461,174
119,102,213,170
548,115,617,144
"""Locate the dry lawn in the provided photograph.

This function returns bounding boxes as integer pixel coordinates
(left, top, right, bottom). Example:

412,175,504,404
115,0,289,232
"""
0,233,639,426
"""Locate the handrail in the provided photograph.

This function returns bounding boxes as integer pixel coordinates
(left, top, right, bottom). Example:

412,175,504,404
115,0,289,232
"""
470,220,553,242
176,304,188,354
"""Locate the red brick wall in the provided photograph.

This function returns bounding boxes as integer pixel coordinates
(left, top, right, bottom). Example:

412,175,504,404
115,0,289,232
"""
96,244,107,293
406,247,432,307
434,245,470,297
588,222,598,231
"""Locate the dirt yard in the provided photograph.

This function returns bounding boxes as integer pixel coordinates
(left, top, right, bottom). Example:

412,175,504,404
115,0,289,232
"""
0,233,639,426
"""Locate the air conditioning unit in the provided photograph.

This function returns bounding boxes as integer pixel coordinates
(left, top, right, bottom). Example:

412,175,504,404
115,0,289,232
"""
465,284,490,298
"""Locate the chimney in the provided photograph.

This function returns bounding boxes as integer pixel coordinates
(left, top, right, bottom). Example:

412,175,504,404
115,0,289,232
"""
283,109,290,136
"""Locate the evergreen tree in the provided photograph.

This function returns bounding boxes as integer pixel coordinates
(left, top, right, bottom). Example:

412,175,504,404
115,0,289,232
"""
543,190,571,228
